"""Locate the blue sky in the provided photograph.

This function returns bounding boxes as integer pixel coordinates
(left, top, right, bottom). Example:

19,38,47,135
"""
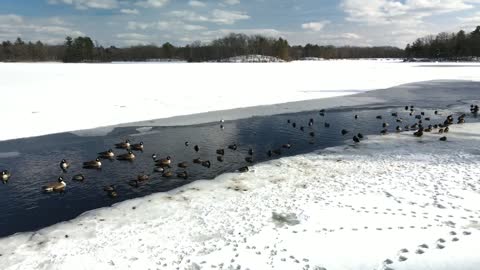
0,0,479,47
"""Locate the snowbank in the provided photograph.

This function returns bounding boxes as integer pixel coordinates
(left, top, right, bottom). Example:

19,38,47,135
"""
217,55,285,63
2,60,480,141
1,122,479,270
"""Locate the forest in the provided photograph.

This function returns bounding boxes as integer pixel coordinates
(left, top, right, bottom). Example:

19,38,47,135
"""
0,26,479,62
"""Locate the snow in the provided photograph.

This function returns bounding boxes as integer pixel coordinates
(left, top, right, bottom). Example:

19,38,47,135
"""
2,60,480,141
1,122,479,270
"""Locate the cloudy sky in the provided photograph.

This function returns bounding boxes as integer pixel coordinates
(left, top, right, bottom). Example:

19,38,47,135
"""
1,0,480,47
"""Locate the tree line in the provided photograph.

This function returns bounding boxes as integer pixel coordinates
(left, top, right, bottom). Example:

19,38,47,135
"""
405,26,480,59
0,26,479,62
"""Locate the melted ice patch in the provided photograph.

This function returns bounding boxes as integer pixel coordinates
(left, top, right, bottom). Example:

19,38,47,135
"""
1,123,480,270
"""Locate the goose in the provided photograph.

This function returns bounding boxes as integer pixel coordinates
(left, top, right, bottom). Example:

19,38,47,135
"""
177,171,188,180
153,166,164,173
324,122,330,128
217,156,224,162
309,131,315,137
103,185,117,198
83,158,102,169
272,149,282,155
194,145,200,152
341,129,349,135
43,177,66,192
357,133,364,139
248,149,254,156
193,158,203,164
300,126,305,132
156,156,171,166
439,136,447,141
354,114,358,119
178,162,188,168
72,174,85,182
382,123,389,128
228,144,238,150
185,141,189,146
60,159,70,172
414,128,424,137
292,122,297,128
162,171,173,178
117,151,135,161
201,160,211,168
1,170,11,184
396,126,402,132
282,143,292,149
376,115,382,119
380,129,388,135
353,136,360,143
245,157,253,163
238,166,249,173
391,112,398,117
98,149,115,159
151,153,157,161
131,142,144,151
115,139,131,149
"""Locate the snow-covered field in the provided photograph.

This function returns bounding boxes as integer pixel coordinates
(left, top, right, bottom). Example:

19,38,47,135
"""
1,122,479,270
1,60,480,141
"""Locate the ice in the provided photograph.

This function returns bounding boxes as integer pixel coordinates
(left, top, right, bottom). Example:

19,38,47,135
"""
1,122,479,270
0,151,20,158
2,60,480,141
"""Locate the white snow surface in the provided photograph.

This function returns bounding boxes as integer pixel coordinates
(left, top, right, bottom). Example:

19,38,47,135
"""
1,122,480,270
2,60,480,141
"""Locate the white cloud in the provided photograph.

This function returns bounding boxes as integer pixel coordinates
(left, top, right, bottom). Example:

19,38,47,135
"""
188,0,206,7
135,0,169,8
301,21,330,31
0,14,84,43
170,9,249,25
458,12,480,29
120,9,140,15
341,32,361,39
47,0,118,10
224,0,240,5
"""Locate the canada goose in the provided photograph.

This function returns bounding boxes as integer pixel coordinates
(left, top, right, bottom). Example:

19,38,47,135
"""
177,171,188,179
396,126,402,132
228,144,238,150
458,118,465,124
292,123,297,128
151,153,157,161
439,128,444,134
308,119,314,126
98,149,115,159
248,148,254,155
245,157,253,163
357,133,364,139
287,119,291,124
217,156,224,162
267,150,273,157
300,126,305,132
117,151,135,161
405,106,409,110
137,174,149,182
309,131,315,137
282,143,291,149
216,149,225,155
156,156,171,166
43,177,66,192
354,114,358,119
178,162,188,168
434,110,439,115
382,123,389,128
72,174,85,182
238,166,249,173
458,114,466,120
444,127,449,133
1,170,11,184
201,160,211,168
380,129,388,135
60,159,70,172
319,110,325,117
194,145,199,152
341,129,349,135
415,115,422,120
131,142,144,151
324,122,330,128
162,171,173,178
220,125,224,129
193,158,203,164
115,139,130,149
424,117,431,121
404,125,410,131
153,166,164,173
396,118,403,123
353,136,360,143
103,185,117,198
439,136,447,141
376,115,382,119
421,112,425,116
391,112,398,117
414,128,424,137
185,141,189,146
83,158,102,169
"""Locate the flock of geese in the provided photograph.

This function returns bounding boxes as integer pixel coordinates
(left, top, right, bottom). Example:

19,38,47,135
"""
1,104,478,198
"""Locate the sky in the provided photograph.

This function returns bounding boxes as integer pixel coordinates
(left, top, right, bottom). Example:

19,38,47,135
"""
0,0,479,48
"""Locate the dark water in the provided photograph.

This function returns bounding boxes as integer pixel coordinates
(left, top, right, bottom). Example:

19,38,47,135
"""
0,81,479,238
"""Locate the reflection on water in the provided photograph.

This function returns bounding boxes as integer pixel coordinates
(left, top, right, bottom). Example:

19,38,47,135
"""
0,82,479,238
